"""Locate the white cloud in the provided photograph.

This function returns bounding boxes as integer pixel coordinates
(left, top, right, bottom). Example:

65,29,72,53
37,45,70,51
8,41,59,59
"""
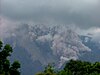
75,27,100,42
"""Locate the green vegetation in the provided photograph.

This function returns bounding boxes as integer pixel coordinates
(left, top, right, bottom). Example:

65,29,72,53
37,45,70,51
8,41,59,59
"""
0,41,20,75
36,60,100,75
36,64,57,75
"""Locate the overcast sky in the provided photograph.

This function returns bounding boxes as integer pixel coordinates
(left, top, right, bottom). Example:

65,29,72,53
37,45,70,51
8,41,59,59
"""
0,0,100,38
0,0,100,28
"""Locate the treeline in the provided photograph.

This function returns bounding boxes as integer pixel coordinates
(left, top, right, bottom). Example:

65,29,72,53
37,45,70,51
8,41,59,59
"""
36,60,100,75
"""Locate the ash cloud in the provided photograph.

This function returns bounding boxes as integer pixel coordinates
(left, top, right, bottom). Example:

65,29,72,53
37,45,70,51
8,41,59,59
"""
3,24,91,67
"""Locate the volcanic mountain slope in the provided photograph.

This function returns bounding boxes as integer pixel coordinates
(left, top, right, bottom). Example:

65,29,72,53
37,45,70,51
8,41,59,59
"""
3,24,94,75
79,35,100,62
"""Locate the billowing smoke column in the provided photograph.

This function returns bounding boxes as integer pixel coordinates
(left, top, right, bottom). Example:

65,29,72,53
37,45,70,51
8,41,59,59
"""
0,22,91,67
34,25,91,67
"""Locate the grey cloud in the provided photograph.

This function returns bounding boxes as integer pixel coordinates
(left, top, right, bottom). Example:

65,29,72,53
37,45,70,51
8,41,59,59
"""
1,0,100,28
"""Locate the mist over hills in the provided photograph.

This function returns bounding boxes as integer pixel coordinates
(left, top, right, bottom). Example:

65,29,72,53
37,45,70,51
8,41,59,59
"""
2,24,100,75
1,0,100,75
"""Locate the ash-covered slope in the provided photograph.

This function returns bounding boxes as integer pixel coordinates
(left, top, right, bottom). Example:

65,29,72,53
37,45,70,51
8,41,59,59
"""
3,24,91,75
79,35,100,62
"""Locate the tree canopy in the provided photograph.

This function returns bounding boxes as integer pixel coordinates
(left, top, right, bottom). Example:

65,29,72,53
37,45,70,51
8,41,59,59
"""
0,41,20,75
36,60,100,75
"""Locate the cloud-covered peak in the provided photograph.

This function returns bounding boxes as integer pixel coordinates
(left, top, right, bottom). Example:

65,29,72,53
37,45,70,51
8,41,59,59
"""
4,24,91,67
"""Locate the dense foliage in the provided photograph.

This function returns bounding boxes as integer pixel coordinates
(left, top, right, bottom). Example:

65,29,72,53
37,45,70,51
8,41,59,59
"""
36,60,100,75
0,41,20,75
